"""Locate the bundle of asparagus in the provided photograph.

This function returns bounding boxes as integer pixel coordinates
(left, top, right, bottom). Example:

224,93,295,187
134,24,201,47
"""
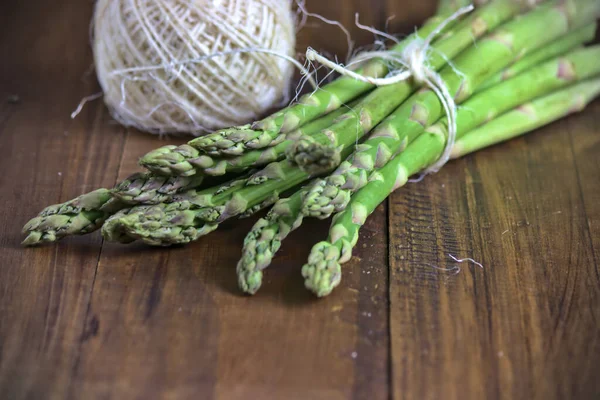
22,0,600,298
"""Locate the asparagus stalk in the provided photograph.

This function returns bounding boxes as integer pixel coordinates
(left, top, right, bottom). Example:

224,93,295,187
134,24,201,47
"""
237,26,600,293
175,13,462,158
22,2,472,246
20,170,210,245
477,22,597,92
290,0,600,174
102,173,251,243
106,163,311,246
302,78,600,297
23,170,244,246
237,190,305,294
100,207,139,244
237,43,600,293
108,140,358,246
300,35,600,219
102,203,218,246
102,165,306,245
21,189,124,246
451,78,600,157
111,172,205,204
285,0,542,174
139,99,362,178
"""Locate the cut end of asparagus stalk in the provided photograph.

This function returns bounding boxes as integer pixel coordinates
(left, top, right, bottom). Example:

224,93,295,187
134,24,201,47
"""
286,136,341,175
301,241,343,297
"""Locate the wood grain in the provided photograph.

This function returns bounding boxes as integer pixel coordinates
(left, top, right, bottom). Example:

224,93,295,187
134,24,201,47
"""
0,1,126,398
0,0,598,399
388,103,600,400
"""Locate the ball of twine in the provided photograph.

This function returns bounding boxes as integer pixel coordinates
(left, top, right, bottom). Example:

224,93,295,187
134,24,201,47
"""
93,0,297,135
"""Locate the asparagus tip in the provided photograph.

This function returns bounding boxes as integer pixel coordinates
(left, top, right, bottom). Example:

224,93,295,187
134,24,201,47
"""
301,241,342,297
139,145,198,177
237,267,263,295
236,217,279,294
21,230,45,246
301,178,350,219
101,211,137,244
286,137,341,175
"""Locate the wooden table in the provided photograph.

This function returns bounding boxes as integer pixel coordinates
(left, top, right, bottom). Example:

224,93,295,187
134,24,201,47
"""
1,1,598,399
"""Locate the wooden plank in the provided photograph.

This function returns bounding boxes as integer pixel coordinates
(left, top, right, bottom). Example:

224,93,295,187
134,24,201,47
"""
66,0,391,399
68,190,390,399
564,101,600,398
0,0,126,399
6,0,599,398
388,108,600,399
568,100,600,286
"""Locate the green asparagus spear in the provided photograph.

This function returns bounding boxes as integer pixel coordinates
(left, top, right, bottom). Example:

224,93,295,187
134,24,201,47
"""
303,78,600,297
21,170,211,245
177,13,462,158
238,24,600,292
477,22,597,92
109,140,356,246
106,164,310,246
285,0,544,173
102,163,303,245
22,189,124,246
301,45,600,218
111,172,205,204
238,44,600,293
102,204,220,246
237,189,306,294
451,78,600,157
139,99,362,177
102,173,251,243
287,0,600,173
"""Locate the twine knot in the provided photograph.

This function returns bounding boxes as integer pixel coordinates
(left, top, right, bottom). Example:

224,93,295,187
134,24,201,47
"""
305,5,474,175
401,37,429,84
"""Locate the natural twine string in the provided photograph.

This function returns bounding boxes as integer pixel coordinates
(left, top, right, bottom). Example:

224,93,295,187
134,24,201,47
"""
429,254,485,274
305,5,474,174
92,0,298,135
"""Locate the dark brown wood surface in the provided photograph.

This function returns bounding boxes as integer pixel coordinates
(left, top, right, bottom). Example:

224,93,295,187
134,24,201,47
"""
0,1,598,399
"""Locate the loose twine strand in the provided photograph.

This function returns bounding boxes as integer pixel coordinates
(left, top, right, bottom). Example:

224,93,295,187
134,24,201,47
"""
305,5,474,174
430,254,485,274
